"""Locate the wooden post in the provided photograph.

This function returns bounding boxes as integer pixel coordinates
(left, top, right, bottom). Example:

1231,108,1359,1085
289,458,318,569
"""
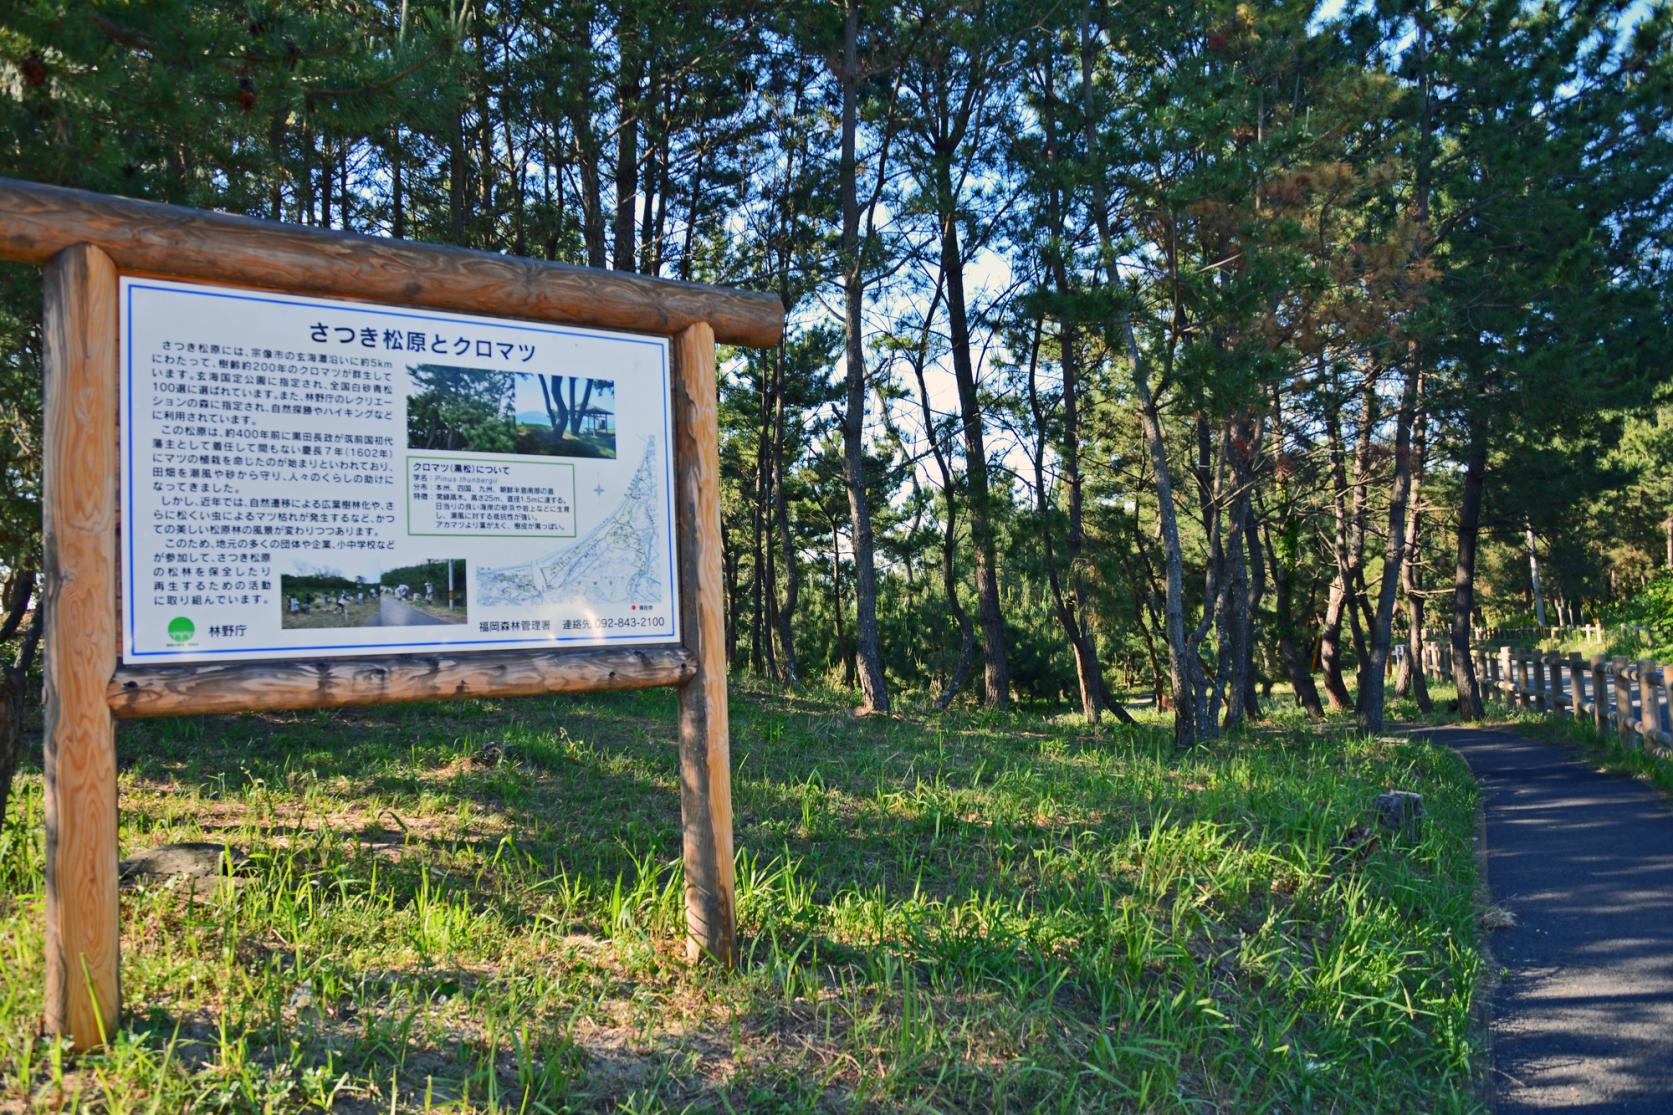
1513,650,1528,709
1591,656,1609,735
1638,660,1658,753
1567,653,1583,719
1657,664,1673,751
670,321,736,965
1614,658,1636,748
1530,653,1547,713
41,244,120,1049
1548,654,1565,717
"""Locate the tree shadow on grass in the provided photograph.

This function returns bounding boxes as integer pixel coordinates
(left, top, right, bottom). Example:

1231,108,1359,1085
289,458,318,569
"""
0,685,1467,1110
103,683,1403,926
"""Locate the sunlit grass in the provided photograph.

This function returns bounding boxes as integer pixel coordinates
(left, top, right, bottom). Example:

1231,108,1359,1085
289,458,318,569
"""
0,680,1483,1111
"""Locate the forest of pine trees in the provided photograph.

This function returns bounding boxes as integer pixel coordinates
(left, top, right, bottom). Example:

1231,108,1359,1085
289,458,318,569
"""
2,0,1671,748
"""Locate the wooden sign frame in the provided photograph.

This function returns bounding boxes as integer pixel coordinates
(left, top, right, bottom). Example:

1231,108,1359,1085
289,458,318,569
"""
3,178,783,1050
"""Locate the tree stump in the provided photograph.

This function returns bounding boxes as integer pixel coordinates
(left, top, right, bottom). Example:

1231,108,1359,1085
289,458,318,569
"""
1374,791,1424,841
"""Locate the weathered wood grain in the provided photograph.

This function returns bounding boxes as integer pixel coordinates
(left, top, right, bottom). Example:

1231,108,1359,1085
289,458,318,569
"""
42,243,121,1050
1638,660,1659,748
1591,656,1609,734
1657,665,1673,749
671,321,736,966
0,178,784,347
1615,658,1636,747
108,646,695,719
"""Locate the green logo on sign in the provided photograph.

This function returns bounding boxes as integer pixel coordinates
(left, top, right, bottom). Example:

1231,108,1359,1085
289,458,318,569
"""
167,616,195,644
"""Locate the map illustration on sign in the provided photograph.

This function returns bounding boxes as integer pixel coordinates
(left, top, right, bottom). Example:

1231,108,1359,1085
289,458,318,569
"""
477,438,666,608
117,278,679,663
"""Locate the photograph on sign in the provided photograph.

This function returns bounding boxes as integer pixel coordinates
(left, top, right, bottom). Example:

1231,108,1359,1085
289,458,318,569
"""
119,277,679,663
406,365,617,460
279,558,467,629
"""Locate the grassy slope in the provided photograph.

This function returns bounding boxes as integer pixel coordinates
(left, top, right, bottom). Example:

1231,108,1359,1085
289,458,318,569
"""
0,685,1482,1113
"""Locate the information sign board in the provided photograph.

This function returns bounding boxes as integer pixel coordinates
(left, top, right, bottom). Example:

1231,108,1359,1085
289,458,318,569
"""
120,278,679,663
3,176,782,1050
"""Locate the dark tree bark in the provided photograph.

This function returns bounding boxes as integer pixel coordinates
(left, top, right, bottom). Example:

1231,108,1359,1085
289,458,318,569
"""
722,527,739,665
569,378,594,438
611,11,641,272
1125,320,1205,746
0,569,37,830
937,199,1009,708
562,8,607,269
1318,386,1356,710
1263,521,1325,718
539,376,568,437
1219,412,1262,733
834,2,890,712
1031,48,1122,723
389,126,405,239
827,514,857,689
771,369,799,683
912,362,977,711
1362,362,1422,732
448,110,467,244
1025,316,1132,724
1450,413,1489,717
1349,376,1377,710
1240,491,1266,720
1396,394,1432,712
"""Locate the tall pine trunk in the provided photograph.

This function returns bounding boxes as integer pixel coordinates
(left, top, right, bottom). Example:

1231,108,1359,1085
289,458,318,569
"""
1318,391,1355,710
1450,414,1489,717
938,198,1009,707
1362,363,1421,732
1125,320,1202,746
836,2,889,712
1397,393,1432,711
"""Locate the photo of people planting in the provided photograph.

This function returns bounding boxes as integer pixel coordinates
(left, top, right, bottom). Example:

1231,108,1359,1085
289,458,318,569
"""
279,558,467,629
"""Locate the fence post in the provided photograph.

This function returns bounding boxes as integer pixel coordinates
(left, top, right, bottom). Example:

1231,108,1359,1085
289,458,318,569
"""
1638,660,1659,754
1614,658,1636,749
1656,664,1672,751
1549,654,1565,718
1591,656,1609,735
1498,646,1512,707
1566,653,1583,719
1531,653,1547,713
1514,650,1530,710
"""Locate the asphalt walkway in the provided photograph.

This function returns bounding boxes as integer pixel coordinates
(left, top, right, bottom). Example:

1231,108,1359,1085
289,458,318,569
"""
1421,725,1673,1111
377,596,456,626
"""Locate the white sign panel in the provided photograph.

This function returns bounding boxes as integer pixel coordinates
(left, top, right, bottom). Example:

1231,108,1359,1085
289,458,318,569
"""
119,278,680,663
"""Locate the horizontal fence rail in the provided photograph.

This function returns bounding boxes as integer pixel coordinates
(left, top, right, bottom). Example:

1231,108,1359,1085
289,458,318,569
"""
1450,623,1656,644
1415,635,1673,753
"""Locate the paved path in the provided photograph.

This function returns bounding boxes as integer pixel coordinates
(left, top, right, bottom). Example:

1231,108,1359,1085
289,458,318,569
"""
377,596,455,626
1421,726,1673,1111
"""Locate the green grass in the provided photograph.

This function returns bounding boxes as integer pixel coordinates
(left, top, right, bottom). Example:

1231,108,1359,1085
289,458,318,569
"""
0,682,1484,1112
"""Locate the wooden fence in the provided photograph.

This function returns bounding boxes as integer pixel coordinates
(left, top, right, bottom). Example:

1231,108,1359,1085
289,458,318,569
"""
1462,623,1651,644
1415,637,1673,753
